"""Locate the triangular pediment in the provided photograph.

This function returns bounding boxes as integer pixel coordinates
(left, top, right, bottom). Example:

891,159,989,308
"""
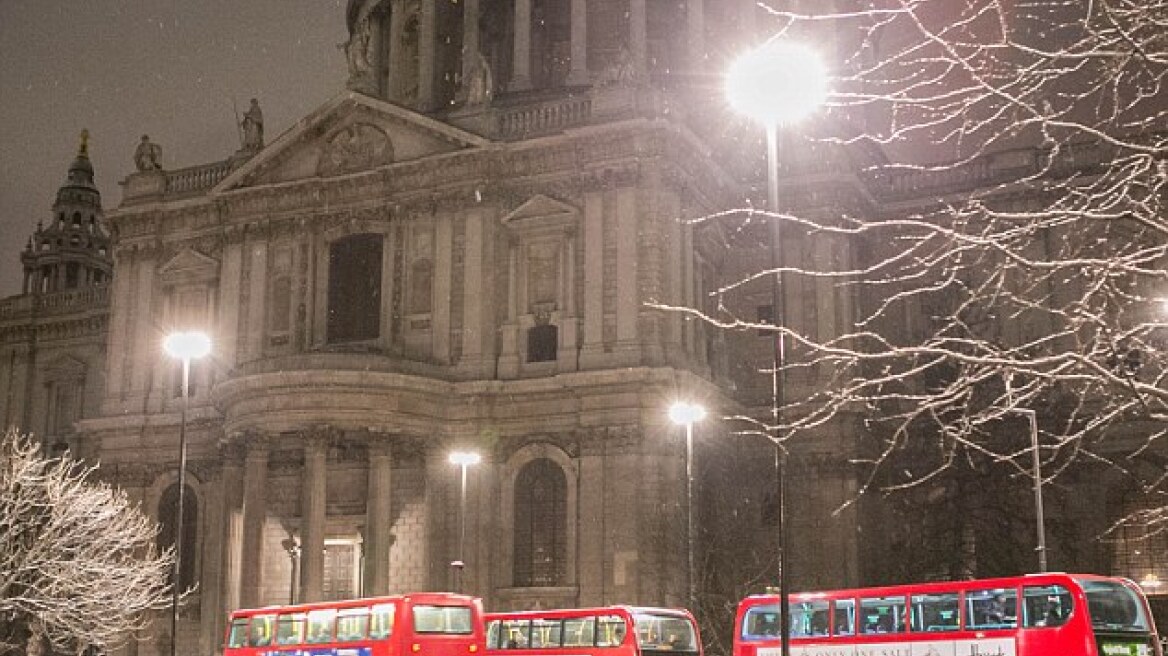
216,92,491,191
43,354,87,381
501,195,579,233
158,248,219,285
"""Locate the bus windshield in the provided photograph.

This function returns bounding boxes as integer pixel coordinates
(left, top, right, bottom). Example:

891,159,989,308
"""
1077,579,1151,633
633,612,698,651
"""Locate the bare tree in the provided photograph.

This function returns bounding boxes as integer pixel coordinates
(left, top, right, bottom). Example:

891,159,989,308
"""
680,0,1166,560
0,430,174,655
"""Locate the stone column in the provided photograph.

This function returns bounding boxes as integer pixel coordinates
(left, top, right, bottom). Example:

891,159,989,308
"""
460,0,481,99
418,0,436,109
218,442,245,618
299,430,329,603
239,434,270,609
364,438,394,596
686,0,704,72
566,0,589,85
629,0,648,79
198,463,227,656
510,0,532,91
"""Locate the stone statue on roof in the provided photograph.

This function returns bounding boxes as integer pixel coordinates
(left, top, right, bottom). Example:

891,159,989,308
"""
133,134,162,172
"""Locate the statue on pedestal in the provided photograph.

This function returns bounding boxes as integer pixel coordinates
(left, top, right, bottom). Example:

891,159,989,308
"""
133,135,162,172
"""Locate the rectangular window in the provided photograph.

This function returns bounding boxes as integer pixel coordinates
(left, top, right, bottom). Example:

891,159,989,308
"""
248,614,277,647
833,599,855,636
791,600,829,637
336,608,370,642
276,613,306,645
596,615,627,647
327,234,383,343
322,541,358,600
370,603,395,639
1023,585,1073,628
967,588,1017,630
306,609,336,644
911,592,960,632
413,605,473,635
531,618,562,648
500,620,531,648
860,596,906,634
228,619,250,648
562,618,596,647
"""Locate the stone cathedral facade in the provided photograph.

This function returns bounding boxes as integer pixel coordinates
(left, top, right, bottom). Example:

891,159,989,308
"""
1,1,1166,655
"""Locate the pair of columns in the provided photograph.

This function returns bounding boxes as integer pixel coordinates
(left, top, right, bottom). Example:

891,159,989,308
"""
458,0,708,95
232,431,395,608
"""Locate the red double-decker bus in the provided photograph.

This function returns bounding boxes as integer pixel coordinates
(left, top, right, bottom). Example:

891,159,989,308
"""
224,592,485,656
734,573,1162,656
485,606,701,656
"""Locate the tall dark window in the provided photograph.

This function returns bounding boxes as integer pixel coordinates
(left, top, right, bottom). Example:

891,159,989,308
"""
158,483,198,592
327,234,383,343
531,0,570,89
513,458,566,587
527,324,558,362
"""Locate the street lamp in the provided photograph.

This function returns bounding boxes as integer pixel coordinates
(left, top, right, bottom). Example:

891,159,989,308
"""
448,450,481,593
669,401,707,610
1017,408,1047,572
726,40,828,656
162,330,211,656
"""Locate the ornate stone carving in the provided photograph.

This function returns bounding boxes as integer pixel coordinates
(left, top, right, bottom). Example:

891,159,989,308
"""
317,123,394,176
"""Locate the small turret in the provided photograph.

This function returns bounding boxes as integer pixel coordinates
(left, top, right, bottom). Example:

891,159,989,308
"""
21,130,112,295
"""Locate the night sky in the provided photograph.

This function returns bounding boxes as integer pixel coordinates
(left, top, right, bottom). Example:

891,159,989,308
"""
0,1,349,297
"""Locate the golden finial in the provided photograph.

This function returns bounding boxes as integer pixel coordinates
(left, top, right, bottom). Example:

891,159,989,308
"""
79,129,90,157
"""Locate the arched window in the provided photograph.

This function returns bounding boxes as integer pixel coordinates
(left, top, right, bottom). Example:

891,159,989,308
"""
158,483,198,592
327,233,383,343
513,458,566,587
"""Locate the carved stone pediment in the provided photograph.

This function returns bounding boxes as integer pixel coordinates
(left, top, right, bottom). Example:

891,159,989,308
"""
214,91,491,191
158,248,220,286
501,194,579,236
43,354,87,381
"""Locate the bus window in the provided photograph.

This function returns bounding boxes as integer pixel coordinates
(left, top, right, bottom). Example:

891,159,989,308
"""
306,609,336,644
1023,585,1073,628
833,599,855,636
597,615,627,647
227,618,250,648
562,618,596,647
370,603,395,639
337,608,371,641
741,605,780,639
633,613,698,651
967,588,1017,630
911,592,960,632
277,613,306,645
860,596,906,634
501,620,531,648
791,601,829,638
1078,579,1150,631
249,614,276,647
414,605,473,634
531,619,562,648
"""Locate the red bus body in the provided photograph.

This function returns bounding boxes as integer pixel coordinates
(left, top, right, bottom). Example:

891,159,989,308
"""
733,573,1162,656
485,606,702,656
224,592,485,656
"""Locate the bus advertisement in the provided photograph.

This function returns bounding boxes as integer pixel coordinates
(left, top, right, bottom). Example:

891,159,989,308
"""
734,573,1162,656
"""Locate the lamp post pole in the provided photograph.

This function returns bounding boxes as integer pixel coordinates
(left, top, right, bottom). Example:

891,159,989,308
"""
726,41,827,656
448,451,481,593
669,402,707,610
163,331,211,656
1020,408,1047,572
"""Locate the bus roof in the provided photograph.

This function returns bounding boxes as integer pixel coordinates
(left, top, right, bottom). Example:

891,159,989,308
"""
739,572,1113,604
228,592,481,618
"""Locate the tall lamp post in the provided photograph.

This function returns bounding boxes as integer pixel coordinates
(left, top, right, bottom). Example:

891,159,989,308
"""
726,41,828,656
669,402,707,610
162,330,212,656
448,450,481,593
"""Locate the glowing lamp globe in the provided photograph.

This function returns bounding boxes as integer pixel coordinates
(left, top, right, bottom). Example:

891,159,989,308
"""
163,331,212,360
726,41,827,125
